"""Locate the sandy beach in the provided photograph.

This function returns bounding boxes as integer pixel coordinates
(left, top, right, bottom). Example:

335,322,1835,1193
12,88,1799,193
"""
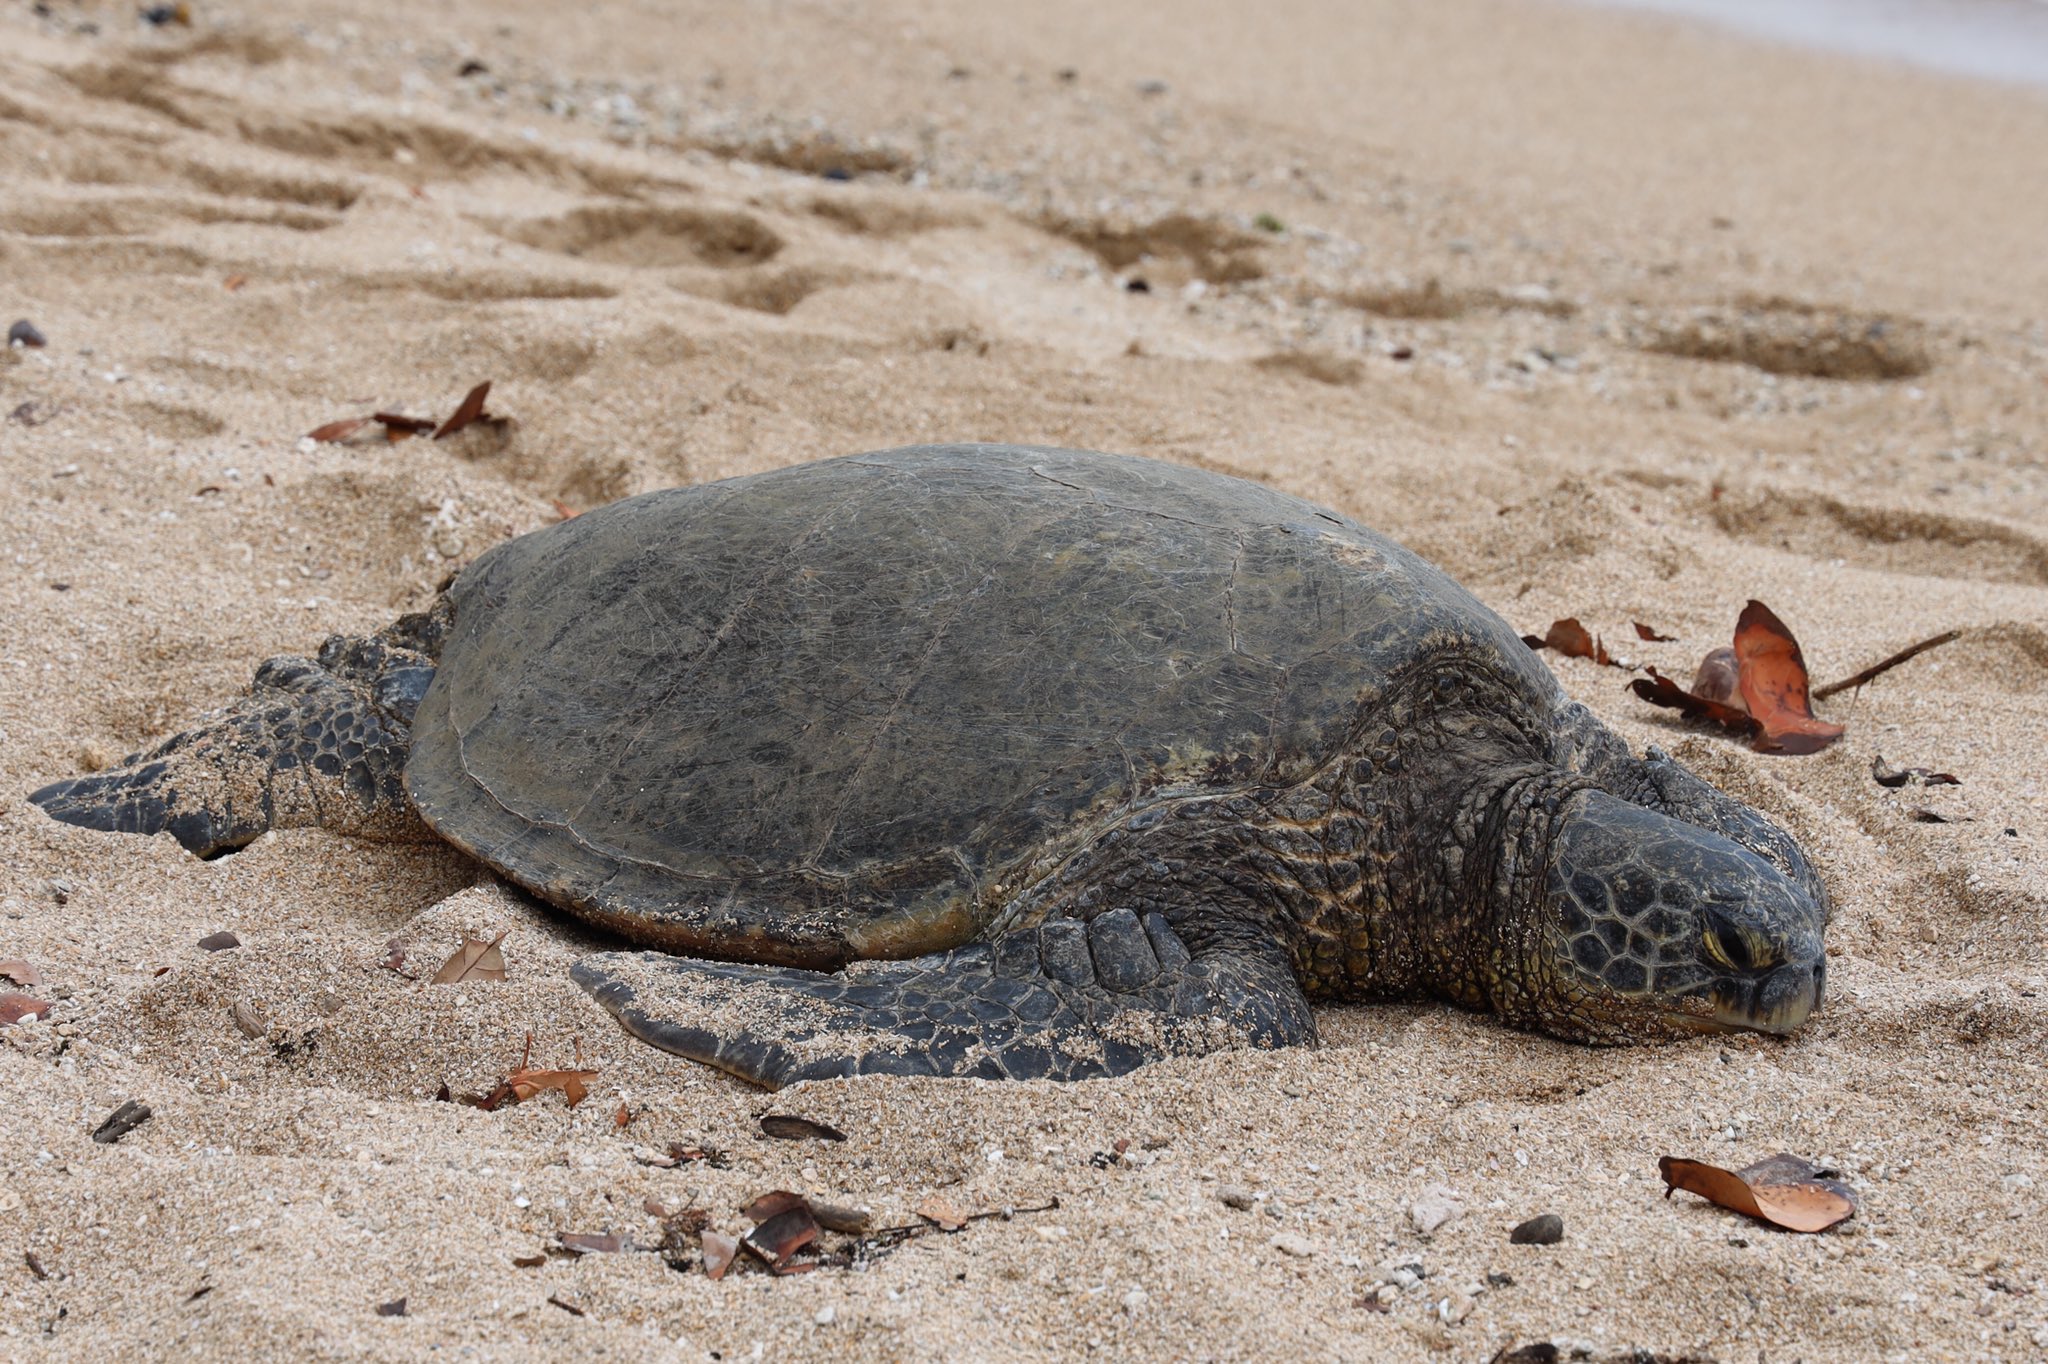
2,0,2045,1358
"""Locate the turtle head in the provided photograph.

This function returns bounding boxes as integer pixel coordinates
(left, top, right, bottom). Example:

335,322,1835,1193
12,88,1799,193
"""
1505,789,1828,1042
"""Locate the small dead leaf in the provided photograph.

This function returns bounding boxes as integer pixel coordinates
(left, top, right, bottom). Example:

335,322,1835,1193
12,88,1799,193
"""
511,1253,547,1268
759,1113,846,1142
1629,668,1760,740
430,931,508,985
372,412,438,438
742,1191,810,1224
1909,808,1965,824
668,1143,729,1167
1523,617,1615,667
0,994,54,1026
376,1298,407,1317
24,1251,48,1280
550,499,580,521
197,931,241,951
223,274,248,292
0,960,44,988
1633,621,1678,642
701,1230,739,1280
613,1101,631,1130
1872,756,1959,788
475,1034,599,1111
558,1232,624,1255
914,1195,970,1232
1658,1153,1856,1233
91,1099,152,1144
478,1065,598,1111
433,381,494,441
1734,601,1844,754
230,1000,268,1038
743,1208,819,1271
307,417,369,443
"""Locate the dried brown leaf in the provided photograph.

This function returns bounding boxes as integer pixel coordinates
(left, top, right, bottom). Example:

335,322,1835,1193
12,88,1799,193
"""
558,1232,624,1255
1525,617,1615,667
223,274,248,292
307,417,369,443
1633,621,1678,642
743,1207,819,1271
1658,1153,1855,1233
0,993,53,1026
668,1143,729,1167
511,1254,547,1269
372,412,438,437
1628,668,1759,739
375,1298,407,1317
430,931,508,985
1734,601,1844,754
478,1066,598,1111
1871,756,1959,788
742,1190,812,1224
433,381,493,440
701,1230,739,1280
0,959,42,988
475,1033,599,1110
759,1113,846,1142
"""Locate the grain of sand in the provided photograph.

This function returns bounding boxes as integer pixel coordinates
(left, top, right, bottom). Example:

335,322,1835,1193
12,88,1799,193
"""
2,1,2045,1359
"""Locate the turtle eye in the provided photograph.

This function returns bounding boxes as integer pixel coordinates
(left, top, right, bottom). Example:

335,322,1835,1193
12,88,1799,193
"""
1703,905,1756,971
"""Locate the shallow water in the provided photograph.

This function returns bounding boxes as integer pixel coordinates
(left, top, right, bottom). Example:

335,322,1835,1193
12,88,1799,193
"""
1586,0,2048,85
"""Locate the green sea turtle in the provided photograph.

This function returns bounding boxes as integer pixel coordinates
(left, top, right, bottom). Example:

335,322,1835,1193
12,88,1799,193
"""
31,445,1828,1087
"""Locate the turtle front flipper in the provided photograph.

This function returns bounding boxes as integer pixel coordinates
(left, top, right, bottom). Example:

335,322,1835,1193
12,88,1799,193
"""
29,616,441,857
570,908,1315,1088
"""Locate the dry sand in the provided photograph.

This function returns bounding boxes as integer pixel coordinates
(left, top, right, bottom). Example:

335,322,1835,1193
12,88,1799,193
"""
3,0,2046,1358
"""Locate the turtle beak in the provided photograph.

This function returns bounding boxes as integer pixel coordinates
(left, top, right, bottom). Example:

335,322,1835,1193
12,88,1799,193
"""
1664,958,1825,1037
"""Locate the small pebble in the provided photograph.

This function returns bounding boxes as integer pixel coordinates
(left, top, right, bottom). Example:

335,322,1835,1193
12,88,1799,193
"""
230,1001,267,1039
814,1305,836,1326
1510,1213,1564,1245
197,931,241,952
1270,1232,1315,1258
1121,1287,1148,1313
8,320,47,348
46,879,73,905
1218,1185,1255,1211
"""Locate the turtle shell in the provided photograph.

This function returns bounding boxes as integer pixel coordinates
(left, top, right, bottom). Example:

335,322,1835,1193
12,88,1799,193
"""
404,444,1558,967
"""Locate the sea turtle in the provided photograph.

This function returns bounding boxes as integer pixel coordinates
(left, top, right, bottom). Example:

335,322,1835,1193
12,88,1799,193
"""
31,444,1829,1087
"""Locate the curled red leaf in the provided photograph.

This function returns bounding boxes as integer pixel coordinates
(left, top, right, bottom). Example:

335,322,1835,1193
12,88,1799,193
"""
1734,601,1843,754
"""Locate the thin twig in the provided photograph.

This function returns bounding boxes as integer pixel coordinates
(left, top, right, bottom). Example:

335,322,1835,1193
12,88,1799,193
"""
1813,630,1961,701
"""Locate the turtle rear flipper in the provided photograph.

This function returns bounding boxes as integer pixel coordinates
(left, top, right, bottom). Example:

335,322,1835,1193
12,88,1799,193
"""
30,625,438,857
570,908,1315,1088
